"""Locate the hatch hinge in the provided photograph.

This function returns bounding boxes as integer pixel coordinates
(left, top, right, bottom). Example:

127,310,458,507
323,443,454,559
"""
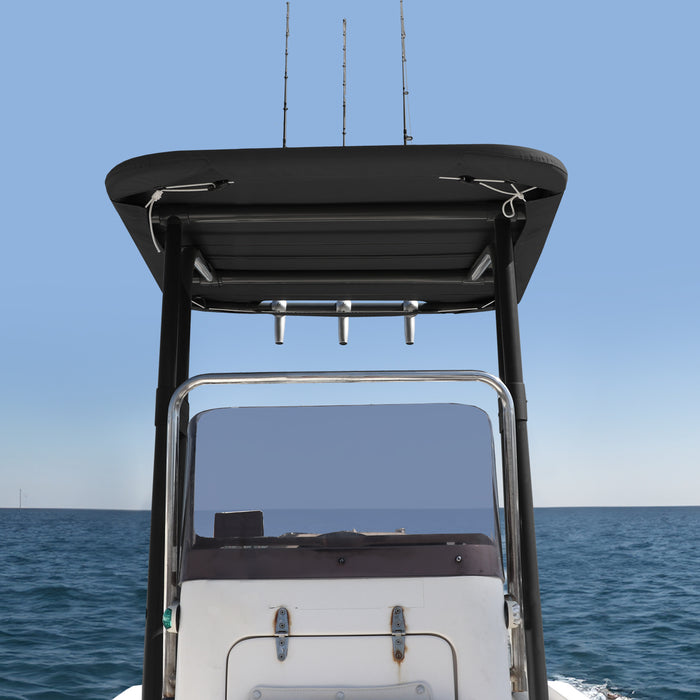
275,607,290,661
391,605,406,661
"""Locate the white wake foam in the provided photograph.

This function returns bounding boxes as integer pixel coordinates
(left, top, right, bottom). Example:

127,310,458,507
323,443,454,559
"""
553,675,632,700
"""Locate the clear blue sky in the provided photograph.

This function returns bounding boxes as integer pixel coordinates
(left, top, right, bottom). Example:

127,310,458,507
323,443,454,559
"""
1,1,698,509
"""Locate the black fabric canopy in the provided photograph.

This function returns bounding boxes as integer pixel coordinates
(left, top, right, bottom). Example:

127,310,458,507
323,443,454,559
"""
106,144,566,313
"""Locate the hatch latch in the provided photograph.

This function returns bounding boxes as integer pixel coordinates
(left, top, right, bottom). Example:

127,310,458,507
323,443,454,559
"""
275,607,290,661
391,606,406,661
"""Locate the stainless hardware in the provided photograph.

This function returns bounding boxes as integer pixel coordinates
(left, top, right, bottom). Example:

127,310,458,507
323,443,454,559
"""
196,300,438,316
469,246,493,282
275,607,290,661
272,300,287,345
403,301,418,344
193,254,216,283
336,300,351,344
505,595,522,629
392,606,406,661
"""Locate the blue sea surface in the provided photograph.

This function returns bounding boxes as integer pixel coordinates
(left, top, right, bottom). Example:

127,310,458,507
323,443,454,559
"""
1,507,698,699
537,507,700,699
0,510,148,700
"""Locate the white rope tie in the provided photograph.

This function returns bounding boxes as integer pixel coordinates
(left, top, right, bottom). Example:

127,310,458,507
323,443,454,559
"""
474,179,536,219
438,176,537,219
145,181,234,253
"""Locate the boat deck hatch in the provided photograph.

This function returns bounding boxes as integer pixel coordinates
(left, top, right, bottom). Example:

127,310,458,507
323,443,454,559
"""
226,636,454,700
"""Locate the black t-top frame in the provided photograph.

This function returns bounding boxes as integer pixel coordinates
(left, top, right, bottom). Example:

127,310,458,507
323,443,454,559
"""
106,144,567,700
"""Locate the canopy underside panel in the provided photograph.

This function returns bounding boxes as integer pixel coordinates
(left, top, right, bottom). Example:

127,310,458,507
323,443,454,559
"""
106,145,566,311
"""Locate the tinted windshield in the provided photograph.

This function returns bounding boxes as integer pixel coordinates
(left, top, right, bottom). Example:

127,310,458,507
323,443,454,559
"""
187,403,499,541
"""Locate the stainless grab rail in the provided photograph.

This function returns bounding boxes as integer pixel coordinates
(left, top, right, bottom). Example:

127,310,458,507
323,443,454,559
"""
162,370,525,696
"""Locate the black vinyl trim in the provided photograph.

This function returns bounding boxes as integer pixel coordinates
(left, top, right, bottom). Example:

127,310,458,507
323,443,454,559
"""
182,538,503,581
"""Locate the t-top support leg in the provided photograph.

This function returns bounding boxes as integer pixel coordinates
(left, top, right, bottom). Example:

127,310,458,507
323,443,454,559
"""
493,215,548,700
143,217,193,700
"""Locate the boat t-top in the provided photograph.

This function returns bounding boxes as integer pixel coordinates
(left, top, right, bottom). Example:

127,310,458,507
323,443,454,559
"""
106,143,586,700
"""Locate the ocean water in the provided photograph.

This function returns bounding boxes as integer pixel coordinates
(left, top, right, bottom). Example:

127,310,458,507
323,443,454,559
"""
1,507,698,699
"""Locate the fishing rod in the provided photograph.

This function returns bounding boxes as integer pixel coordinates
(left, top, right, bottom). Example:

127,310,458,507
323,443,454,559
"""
342,18,347,146
283,2,290,147
400,0,413,145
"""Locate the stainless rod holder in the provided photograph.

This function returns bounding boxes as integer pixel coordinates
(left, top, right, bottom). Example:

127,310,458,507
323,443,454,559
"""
403,300,418,344
336,300,351,344
272,300,287,345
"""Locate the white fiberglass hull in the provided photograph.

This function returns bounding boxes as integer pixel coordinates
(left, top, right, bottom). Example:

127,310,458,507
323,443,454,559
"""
114,680,592,700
